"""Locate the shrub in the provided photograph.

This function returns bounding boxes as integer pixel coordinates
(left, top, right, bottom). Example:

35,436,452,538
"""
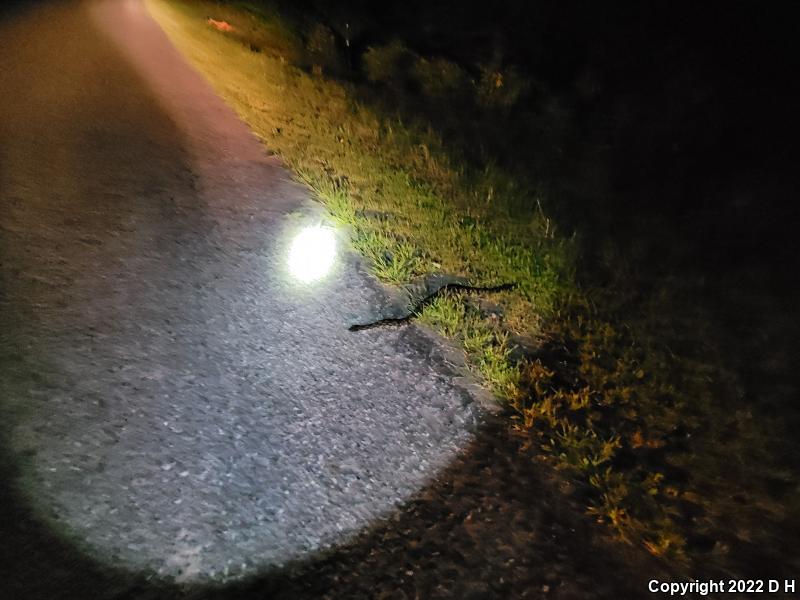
412,56,469,100
362,40,415,89
475,64,529,111
305,23,342,75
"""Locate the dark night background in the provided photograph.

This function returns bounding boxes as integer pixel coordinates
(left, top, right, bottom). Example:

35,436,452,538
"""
296,0,800,276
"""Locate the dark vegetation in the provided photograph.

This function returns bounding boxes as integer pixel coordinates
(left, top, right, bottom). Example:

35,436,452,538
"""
283,0,799,257
156,0,800,579
284,0,799,238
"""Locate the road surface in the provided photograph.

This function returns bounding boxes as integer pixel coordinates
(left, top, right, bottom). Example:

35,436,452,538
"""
0,0,479,583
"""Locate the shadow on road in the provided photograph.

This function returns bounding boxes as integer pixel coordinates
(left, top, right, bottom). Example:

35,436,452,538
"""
1,415,665,600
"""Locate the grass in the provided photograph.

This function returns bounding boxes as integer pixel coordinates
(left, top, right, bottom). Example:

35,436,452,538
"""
148,0,799,575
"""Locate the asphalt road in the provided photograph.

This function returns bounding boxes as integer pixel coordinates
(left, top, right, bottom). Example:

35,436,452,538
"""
0,0,482,582
0,1,652,598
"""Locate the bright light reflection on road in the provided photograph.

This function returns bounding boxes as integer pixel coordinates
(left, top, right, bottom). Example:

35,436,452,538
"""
288,225,336,282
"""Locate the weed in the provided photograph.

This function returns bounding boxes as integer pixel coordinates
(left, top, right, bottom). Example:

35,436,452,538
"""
418,293,464,338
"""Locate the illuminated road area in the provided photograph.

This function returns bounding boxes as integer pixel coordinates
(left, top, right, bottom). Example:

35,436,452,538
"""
0,0,478,583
